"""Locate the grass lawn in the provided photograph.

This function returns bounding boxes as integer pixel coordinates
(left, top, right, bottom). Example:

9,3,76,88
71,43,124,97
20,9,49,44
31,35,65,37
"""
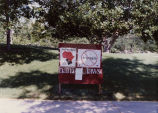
0,44,158,101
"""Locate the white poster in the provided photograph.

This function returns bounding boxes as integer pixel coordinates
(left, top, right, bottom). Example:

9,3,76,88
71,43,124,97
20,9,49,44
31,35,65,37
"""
75,68,83,80
77,49,101,68
60,48,76,67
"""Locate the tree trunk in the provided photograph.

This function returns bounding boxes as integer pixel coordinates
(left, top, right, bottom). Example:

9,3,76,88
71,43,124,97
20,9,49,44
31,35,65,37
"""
6,0,11,50
103,35,118,53
7,28,11,50
153,31,158,47
102,38,110,52
107,35,118,52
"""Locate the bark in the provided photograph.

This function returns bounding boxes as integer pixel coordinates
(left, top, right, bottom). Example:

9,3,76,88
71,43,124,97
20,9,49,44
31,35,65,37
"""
103,32,119,52
106,35,118,52
7,28,11,50
103,37,117,52
6,0,11,50
153,31,158,47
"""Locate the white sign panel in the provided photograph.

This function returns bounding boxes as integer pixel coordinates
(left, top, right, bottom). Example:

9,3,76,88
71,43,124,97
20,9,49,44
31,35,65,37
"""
60,48,76,67
75,68,83,80
77,49,101,68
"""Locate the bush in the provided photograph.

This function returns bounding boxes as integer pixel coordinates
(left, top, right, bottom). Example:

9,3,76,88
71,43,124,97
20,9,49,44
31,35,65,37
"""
111,34,158,53
64,37,90,44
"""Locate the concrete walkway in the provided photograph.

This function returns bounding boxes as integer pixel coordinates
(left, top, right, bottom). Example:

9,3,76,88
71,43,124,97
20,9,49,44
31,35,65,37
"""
0,99,157,113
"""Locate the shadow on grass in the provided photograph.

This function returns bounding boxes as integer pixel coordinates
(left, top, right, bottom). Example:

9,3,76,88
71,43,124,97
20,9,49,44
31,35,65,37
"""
0,57,157,101
0,71,102,100
0,71,59,99
102,58,158,101
0,44,58,66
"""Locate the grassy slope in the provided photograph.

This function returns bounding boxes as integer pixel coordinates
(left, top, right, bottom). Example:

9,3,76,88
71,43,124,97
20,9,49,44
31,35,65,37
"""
0,45,158,100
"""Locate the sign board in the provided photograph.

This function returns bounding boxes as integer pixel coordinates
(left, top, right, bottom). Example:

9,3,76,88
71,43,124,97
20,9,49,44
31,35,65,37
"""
58,43,103,85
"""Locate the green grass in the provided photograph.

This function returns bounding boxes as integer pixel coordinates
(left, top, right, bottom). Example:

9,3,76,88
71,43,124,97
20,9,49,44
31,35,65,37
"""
0,44,158,100
102,53,158,101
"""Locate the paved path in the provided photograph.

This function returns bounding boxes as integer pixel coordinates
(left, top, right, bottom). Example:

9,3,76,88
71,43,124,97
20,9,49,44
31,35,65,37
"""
0,99,157,113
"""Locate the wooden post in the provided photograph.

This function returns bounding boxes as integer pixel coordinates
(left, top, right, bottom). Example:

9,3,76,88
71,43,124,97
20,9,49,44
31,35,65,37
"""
98,84,102,94
59,83,61,94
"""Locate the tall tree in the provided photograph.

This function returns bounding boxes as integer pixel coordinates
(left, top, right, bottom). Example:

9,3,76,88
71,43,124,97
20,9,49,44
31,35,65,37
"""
0,0,32,50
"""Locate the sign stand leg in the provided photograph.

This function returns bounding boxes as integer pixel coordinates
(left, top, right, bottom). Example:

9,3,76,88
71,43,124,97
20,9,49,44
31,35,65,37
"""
59,83,61,94
98,84,102,94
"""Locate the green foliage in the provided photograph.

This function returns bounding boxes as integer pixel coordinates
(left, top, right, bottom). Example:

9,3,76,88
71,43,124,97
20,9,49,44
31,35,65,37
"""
0,22,5,42
35,0,132,43
143,40,158,52
1,0,158,49
131,0,158,45
0,0,32,27
13,18,32,41
12,18,58,47
31,21,49,41
0,0,33,49
65,37,90,44
111,34,158,53
33,0,158,47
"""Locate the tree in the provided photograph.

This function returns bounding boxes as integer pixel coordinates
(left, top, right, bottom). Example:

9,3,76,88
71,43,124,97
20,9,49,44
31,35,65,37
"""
35,0,132,52
34,0,158,51
0,0,32,50
131,0,158,46
84,0,132,52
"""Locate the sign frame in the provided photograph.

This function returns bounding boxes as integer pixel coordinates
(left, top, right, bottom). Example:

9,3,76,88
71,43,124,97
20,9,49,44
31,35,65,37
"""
58,43,103,94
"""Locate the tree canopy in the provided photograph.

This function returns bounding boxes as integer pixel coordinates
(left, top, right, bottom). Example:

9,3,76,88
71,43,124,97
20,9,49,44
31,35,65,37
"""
34,0,132,42
0,0,32,27
131,0,158,45
0,0,158,48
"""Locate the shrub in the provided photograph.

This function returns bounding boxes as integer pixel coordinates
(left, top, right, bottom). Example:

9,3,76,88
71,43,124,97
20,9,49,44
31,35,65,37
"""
111,34,158,53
